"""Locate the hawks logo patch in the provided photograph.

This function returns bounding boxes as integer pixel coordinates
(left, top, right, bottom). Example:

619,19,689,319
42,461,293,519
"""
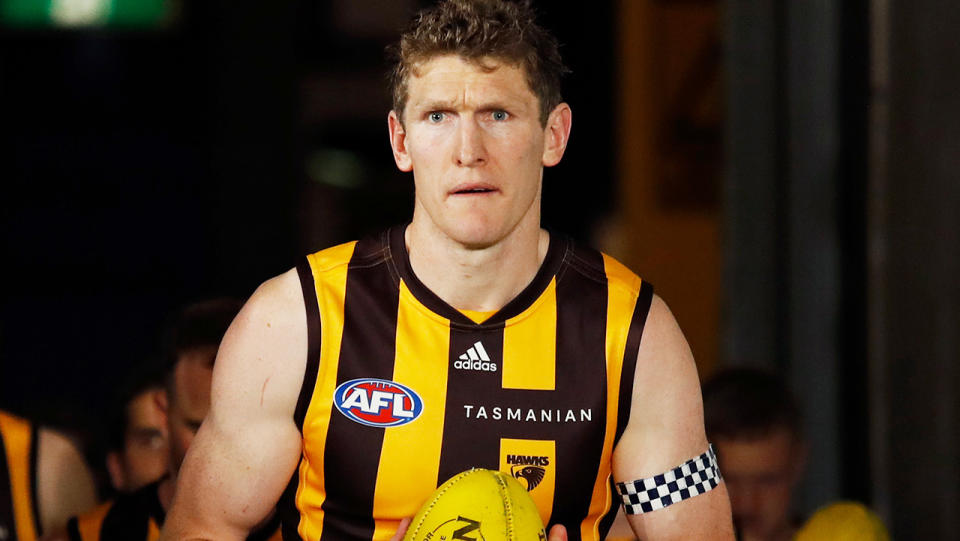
511,465,546,491
334,378,424,427
507,455,549,491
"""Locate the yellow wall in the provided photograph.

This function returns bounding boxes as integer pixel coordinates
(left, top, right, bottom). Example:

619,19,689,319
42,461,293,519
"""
604,0,722,377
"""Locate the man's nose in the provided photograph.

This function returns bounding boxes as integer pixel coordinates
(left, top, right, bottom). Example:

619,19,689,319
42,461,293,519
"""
454,117,487,166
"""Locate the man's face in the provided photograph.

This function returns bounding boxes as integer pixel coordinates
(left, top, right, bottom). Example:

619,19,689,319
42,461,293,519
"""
389,55,570,249
112,388,169,492
166,347,215,475
715,428,804,541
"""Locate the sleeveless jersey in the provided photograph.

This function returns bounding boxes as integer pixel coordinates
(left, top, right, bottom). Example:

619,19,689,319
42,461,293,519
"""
0,410,40,541
66,480,282,541
279,226,653,541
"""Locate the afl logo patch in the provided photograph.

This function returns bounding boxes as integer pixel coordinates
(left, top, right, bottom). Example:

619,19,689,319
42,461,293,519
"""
334,378,424,428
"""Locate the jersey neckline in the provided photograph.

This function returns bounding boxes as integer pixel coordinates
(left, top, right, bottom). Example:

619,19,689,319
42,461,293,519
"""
386,224,568,328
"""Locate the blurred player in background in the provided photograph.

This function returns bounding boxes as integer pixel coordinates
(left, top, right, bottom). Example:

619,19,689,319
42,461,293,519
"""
703,368,892,541
36,357,170,541
702,368,806,541
0,409,98,541
43,299,280,541
162,1,734,540
104,360,169,494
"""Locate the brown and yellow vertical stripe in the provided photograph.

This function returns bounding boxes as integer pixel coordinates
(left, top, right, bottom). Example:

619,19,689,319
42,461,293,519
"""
551,248,612,540
370,281,450,540
282,240,355,541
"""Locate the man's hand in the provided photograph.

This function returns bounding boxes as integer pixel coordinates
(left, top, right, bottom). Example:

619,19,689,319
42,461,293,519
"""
548,524,568,541
389,517,412,541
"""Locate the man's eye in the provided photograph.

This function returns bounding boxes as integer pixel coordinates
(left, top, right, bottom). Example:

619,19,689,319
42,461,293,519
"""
145,433,165,449
492,110,509,121
429,112,445,122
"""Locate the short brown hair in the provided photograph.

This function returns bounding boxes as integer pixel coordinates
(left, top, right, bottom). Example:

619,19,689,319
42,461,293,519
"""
161,297,243,395
702,368,803,442
161,298,243,370
388,0,569,125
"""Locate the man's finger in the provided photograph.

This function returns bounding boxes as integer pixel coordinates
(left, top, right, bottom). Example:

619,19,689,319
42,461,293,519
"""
548,524,568,541
389,517,412,541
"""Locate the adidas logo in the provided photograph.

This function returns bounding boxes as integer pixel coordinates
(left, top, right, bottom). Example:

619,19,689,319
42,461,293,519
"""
454,341,498,372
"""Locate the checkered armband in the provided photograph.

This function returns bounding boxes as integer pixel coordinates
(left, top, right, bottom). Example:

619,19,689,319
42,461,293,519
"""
615,444,722,515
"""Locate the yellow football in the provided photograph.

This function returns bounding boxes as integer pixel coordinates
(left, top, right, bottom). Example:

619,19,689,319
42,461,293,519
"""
403,468,547,541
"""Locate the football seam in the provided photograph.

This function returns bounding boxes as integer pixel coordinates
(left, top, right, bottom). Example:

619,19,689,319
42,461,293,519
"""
406,469,474,540
494,472,516,540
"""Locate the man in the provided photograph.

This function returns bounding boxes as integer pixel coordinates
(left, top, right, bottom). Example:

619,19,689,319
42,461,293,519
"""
702,368,807,541
162,1,734,540
104,364,170,494
0,409,98,541
48,299,280,541
37,362,170,541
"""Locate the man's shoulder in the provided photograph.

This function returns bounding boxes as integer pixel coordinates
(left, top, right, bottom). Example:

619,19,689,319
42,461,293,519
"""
71,481,164,541
304,239,360,274
0,408,29,427
556,233,648,298
69,499,115,540
0,409,34,449
303,226,400,275
107,480,164,519
73,499,115,525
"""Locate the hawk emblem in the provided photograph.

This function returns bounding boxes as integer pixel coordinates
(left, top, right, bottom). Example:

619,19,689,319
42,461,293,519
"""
511,465,546,491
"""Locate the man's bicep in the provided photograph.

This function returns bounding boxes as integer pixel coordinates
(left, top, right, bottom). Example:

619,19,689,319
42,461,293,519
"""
613,295,707,479
163,269,308,539
611,294,733,539
170,412,302,537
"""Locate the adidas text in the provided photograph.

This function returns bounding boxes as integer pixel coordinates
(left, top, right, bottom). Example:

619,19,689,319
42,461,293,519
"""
453,359,498,372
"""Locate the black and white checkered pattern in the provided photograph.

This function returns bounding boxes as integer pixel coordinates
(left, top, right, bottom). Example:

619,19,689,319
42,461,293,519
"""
615,444,722,515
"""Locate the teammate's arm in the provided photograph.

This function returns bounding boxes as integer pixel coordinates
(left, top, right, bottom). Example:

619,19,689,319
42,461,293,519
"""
36,428,98,535
160,269,307,540
611,295,735,540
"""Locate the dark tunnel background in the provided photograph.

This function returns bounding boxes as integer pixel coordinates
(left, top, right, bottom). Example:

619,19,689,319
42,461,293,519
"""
0,0,615,471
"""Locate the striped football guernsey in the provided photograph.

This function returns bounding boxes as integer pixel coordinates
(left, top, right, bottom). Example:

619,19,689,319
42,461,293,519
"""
65,479,282,541
0,410,40,541
279,225,654,541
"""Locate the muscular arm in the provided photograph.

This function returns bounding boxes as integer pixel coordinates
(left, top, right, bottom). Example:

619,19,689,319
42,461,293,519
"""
36,428,98,535
161,269,307,540
611,295,734,540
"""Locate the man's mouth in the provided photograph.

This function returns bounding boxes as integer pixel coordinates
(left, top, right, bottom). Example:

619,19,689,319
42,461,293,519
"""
451,184,497,195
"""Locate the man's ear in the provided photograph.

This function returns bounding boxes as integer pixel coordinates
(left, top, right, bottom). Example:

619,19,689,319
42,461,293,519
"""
155,388,168,415
542,102,572,167
388,110,413,172
106,451,126,492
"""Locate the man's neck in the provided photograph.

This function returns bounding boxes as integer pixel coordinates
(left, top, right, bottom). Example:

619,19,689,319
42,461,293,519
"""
405,220,550,313
157,474,175,512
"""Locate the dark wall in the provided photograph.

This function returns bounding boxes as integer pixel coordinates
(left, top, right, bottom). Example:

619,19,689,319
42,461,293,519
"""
876,0,960,536
725,0,960,536
0,0,615,484
0,17,226,435
722,0,871,516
